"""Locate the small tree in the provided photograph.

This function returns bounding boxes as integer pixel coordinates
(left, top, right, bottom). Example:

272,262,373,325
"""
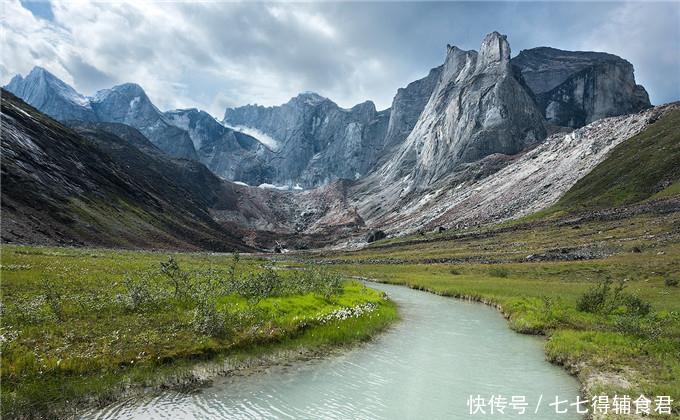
160,256,191,301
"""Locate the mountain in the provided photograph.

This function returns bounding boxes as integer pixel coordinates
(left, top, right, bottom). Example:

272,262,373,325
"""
4,67,97,122
224,93,391,187
376,104,678,234
358,31,547,205
163,108,275,184
3,32,669,251
512,47,651,127
4,69,198,160
344,32,665,235
90,83,198,160
0,89,248,250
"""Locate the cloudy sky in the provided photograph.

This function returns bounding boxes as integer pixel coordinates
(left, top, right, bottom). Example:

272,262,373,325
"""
2,0,679,116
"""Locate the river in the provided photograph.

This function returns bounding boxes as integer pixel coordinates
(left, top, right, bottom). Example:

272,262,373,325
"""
87,282,581,419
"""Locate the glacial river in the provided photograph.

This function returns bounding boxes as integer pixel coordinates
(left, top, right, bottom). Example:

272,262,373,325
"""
87,282,581,419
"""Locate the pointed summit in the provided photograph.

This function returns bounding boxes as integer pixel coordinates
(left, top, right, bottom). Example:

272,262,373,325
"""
477,31,511,69
4,66,96,121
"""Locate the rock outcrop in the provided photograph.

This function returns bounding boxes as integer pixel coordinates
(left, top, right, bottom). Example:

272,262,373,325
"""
382,65,443,150
512,47,651,127
377,32,547,191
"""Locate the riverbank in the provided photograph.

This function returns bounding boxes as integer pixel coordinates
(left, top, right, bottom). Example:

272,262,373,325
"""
308,209,680,418
0,245,398,419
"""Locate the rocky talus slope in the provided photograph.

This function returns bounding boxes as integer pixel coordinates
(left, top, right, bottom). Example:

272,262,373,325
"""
375,104,678,235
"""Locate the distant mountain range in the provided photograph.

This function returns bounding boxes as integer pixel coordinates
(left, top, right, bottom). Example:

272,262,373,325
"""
4,31,676,251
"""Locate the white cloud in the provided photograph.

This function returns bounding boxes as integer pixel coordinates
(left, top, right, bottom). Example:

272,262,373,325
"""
2,0,678,117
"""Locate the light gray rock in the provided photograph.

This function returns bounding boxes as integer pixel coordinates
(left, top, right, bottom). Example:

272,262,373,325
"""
512,47,651,127
378,32,547,190
164,108,275,184
383,65,443,150
4,67,97,122
224,93,390,187
90,84,198,160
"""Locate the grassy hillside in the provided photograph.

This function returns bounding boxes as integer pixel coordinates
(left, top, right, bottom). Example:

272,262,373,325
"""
547,107,680,213
0,246,397,418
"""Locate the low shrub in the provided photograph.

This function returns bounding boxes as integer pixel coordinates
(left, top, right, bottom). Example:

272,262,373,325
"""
665,277,679,287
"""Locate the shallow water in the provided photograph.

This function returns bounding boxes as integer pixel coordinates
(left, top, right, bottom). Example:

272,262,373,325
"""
87,282,581,419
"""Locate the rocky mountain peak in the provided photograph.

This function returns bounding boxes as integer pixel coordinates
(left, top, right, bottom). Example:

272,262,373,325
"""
477,31,511,69
292,91,328,106
4,66,96,121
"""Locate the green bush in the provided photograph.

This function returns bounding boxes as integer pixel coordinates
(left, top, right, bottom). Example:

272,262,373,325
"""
577,277,652,316
191,300,232,337
665,277,679,287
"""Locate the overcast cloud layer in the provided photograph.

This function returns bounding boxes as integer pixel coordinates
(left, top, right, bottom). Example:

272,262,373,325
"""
2,0,679,116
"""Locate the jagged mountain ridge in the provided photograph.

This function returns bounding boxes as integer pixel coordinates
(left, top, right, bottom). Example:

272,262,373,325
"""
1,90,368,250
163,108,276,184
2,31,665,250
6,33,650,190
224,93,392,187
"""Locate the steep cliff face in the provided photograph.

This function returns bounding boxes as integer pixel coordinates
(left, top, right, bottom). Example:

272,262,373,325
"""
224,93,390,187
4,67,97,122
164,108,276,184
383,65,443,150
90,84,198,160
512,47,651,127
377,32,547,191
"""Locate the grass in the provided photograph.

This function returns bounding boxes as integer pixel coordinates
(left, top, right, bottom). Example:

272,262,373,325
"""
0,245,397,418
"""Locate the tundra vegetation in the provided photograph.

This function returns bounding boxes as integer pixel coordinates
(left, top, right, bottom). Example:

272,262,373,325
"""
0,246,396,418
311,208,680,416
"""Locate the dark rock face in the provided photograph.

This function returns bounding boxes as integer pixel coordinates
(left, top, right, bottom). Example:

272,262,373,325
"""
4,67,98,122
0,89,251,251
224,93,391,188
366,230,386,243
164,108,276,184
512,47,651,127
90,84,198,160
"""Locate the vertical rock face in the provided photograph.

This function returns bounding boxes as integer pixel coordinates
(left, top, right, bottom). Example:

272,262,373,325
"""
379,32,547,189
164,108,275,184
511,47,651,127
4,67,97,122
383,65,443,150
224,93,390,187
90,84,198,160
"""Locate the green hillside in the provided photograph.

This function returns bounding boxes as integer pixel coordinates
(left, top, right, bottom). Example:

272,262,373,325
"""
553,107,680,212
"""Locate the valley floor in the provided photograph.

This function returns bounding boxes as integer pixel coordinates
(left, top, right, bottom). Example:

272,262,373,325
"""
0,246,397,418
299,201,680,417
